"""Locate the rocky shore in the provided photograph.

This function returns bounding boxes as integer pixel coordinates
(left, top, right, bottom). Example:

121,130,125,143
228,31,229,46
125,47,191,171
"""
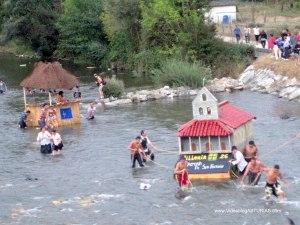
209,65,300,102
97,65,300,108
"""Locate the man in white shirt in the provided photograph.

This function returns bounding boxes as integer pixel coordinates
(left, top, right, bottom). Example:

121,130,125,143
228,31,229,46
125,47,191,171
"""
51,129,63,155
253,26,260,42
229,146,248,176
37,127,52,154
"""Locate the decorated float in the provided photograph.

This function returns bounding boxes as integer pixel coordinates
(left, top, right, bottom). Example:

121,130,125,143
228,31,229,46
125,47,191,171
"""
177,87,255,180
20,61,81,127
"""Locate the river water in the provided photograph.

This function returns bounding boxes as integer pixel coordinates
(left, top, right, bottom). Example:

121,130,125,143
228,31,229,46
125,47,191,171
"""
0,54,300,225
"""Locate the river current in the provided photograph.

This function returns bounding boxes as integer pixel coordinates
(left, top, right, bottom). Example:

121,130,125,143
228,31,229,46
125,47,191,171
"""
0,54,299,225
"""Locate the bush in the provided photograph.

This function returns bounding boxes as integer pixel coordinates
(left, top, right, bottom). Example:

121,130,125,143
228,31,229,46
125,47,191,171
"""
102,77,125,98
152,59,212,88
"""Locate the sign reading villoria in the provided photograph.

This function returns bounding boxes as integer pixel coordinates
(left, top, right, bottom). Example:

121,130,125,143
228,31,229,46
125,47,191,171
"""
183,153,231,174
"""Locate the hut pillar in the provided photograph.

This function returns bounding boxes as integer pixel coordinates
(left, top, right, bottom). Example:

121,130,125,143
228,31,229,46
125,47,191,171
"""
23,87,27,109
48,92,52,106
178,137,182,153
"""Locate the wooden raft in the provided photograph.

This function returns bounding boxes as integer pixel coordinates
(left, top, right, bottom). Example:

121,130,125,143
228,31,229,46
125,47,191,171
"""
26,101,81,127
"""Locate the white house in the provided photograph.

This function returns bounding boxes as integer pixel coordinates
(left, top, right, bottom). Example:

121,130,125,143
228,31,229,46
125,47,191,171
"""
205,0,237,24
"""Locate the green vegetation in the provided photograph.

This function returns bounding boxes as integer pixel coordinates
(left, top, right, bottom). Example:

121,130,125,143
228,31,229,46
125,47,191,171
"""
152,59,211,88
103,77,125,98
0,0,256,88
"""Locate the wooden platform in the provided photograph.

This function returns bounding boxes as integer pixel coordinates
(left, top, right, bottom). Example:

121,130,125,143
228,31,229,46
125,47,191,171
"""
26,101,81,127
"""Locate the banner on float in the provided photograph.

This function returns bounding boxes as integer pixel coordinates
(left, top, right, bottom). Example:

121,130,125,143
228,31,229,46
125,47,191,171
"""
183,153,231,174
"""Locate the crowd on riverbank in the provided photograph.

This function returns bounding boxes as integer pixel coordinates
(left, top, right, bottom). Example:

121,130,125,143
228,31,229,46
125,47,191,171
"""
233,26,300,61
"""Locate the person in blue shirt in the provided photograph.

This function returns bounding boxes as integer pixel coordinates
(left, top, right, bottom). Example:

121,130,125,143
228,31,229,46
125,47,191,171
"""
18,110,31,129
233,25,241,43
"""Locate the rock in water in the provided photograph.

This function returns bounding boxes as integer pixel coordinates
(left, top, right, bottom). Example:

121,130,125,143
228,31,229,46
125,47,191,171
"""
175,189,189,199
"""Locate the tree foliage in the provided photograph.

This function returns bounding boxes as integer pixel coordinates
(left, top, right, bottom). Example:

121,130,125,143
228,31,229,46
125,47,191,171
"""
56,0,107,65
1,0,60,60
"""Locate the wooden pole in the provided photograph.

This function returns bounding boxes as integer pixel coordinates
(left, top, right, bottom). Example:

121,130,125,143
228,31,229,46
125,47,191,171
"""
23,88,27,109
189,137,192,152
49,92,52,106
178,137,182,153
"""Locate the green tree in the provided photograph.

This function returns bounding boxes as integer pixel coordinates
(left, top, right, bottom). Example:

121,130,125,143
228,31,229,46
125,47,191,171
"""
1,0,60,60
57,0,107,65
102,0,140,65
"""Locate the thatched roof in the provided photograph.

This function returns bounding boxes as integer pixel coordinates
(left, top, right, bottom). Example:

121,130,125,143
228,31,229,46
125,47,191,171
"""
20,61,79,90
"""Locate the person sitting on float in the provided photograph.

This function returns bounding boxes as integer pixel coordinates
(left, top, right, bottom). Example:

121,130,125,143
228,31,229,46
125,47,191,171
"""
56,91,66,105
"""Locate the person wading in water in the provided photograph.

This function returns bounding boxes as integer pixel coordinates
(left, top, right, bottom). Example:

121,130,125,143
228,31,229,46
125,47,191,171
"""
229,146,248,176
174,155,190,191
128,136,144,168
240,157,265,186
264,164,288,201
140,130,155,161
242,140,258,162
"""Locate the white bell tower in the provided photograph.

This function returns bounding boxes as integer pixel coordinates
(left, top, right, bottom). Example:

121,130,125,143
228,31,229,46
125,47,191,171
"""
192,87,219,120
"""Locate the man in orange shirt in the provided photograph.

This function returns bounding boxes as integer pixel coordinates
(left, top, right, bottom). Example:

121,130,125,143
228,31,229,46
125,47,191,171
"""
128,136,144,168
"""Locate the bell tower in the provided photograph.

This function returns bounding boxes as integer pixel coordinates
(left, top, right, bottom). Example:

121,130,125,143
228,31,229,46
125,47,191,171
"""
192,87,219,120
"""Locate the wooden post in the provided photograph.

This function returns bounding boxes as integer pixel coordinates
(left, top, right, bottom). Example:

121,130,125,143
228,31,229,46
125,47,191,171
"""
218,136,221,150
178,137,182,153
189,137,192,152
208,136,211,152
49,92,52,106
23,87,27,109
228,135,232,149
198,136,202,152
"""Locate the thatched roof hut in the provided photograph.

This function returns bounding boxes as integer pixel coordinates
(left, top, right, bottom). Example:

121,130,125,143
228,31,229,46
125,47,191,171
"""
20,61,79,90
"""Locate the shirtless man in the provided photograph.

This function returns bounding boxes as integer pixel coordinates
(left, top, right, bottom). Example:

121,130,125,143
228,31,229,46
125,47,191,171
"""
128,136,144,168
264,165,287,201
243,141,258,162
240,157,265,186
174,155,189,190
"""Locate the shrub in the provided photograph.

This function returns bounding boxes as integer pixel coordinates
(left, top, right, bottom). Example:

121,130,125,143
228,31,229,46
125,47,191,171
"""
152,59,212,88
102,77,125,98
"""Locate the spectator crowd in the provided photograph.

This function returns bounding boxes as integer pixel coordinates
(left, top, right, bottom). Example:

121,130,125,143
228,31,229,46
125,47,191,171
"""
233,26,300,62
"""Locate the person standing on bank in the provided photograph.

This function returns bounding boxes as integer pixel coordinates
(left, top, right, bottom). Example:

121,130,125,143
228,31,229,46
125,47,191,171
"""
233,25,241,43
128,136,144,168
229,146,248,176
140,130,155,161
0,79,7,94
37,127,52,154
51,129,63,155
260,30,268,49
18,110,30,129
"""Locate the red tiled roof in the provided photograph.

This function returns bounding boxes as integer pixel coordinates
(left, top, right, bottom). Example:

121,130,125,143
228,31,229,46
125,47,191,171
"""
219,100,255,129
177,100,255,137
177,119,232,137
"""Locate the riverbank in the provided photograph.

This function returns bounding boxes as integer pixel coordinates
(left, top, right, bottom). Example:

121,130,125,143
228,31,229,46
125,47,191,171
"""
100,59,300,108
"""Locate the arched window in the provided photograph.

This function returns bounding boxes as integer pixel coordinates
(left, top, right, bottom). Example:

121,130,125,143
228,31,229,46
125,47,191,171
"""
207,107,211,115
191,143,197,151
221,142,226,150
199,107,203,115
202,93,207,101
205,142,211,152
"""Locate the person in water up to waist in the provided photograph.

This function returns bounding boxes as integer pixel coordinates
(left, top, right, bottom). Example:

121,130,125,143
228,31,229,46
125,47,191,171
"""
128,136,144,168
18,110,30,129
140,130,155,161
242,140,258,162
240,157,265,186
37,127,52,154
229,146,248,176
174,155,190,191
264,164,288,201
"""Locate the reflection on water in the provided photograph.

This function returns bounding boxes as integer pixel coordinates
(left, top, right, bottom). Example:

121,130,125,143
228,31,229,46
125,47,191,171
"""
0,53,300,225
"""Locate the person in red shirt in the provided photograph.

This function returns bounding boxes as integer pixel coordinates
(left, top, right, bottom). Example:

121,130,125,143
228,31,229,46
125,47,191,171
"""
267,34,276,50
